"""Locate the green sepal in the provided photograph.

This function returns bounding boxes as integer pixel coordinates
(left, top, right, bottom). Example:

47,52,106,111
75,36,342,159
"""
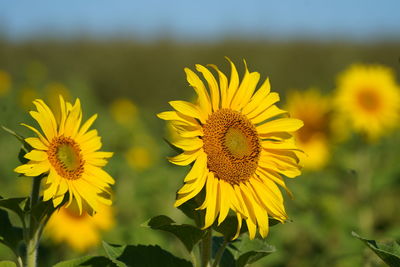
53,256,117,267
352,231,400,267
143,215,205,252
102,242,193,267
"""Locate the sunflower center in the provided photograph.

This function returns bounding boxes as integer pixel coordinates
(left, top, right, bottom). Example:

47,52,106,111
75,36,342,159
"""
358,89,381,112
202,109,261,185
48,136,84,180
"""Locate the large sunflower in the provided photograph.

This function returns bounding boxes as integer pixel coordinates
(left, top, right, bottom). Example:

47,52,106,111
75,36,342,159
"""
286,89,332,170
158,59,303,239
334,64,400,140
45,203,114,252
15,96,114,214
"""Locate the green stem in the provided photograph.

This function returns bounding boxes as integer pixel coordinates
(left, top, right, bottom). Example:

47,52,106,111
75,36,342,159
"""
26,176,42,267
212,240,228,267
200,229,212,267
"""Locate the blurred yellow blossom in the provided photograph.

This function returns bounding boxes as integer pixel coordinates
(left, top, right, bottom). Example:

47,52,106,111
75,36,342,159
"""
334,64,400,141
110,98,138,125
18,87,39,110
45,203,114,252
286,89,332,170
125,146,153,171
0,70,11,97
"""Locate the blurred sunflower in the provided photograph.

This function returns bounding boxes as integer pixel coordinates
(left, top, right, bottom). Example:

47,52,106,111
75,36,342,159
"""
0,70,11,97
45,203,114,252
18,87,39,111
286,89,332,170
334,64,400,141
15,96,114,214
158,59,303,239
125,146,153,171
109,98,138,126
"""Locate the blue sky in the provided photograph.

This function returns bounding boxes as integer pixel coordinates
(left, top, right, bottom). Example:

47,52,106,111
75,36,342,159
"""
1,0,400,41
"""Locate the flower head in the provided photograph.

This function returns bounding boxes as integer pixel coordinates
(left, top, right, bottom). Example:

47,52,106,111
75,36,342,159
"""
286,89,332,170
334,64,400,141
158,59,303,239
15,96,114,214
45,203,114,252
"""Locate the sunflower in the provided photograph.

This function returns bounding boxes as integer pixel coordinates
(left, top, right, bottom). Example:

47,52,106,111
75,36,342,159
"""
45,203,114,252
334,64,400,140
286,89,332,170
158,59,303,239
15,96,114,214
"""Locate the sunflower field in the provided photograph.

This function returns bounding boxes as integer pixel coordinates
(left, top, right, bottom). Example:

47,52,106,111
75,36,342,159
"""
0,40,400,267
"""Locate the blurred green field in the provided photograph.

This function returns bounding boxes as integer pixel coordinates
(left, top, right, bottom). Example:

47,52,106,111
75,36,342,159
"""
0,39,400,266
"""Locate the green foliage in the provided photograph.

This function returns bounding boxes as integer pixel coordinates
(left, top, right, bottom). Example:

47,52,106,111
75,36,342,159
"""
102,242,192,267
0,209,23,256
0,196,28,226
234,236,275,267
1,126,31,154
53,256,116,267
352,231,400,267
144,215,205,252
0,261,17,267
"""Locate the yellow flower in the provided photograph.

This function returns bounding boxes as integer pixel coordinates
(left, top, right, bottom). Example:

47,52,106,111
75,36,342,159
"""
125,146,153,171
334,64,400,140
158,59,303,239
0,70,11,96
109,98,138,125
286,89,332,170
15,96,115,214
45,203,114,252
18,87,39,111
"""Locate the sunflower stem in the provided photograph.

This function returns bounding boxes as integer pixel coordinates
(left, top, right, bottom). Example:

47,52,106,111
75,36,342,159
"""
26,176,42,267
200,228,212,267
212,239,228,267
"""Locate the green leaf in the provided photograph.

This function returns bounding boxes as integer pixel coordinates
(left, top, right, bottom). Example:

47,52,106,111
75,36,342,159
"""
53,256,116,267
352,231,400,267
0,209,23,255
212,236,236,267
0,261,17,267
102,242,192,267
102,242,127,267
177,194,205,227
0,196,28,228
144,215,205,252
234,235,275,267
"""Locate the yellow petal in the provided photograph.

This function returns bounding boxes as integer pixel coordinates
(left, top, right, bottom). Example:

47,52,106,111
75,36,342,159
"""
184,67,212,116
24,150,48,161
250,105,287,125
157,111,199,127
174,170,208,207
246,92,280,119
168,149,202,166
169,100,205,123
77,114,97,138
257,118,303,135
225,57,239,108
217,180,231,225
208,64,228,108
25,137,48,150
242,78,271,115
171,138,203,151
196,64,220,112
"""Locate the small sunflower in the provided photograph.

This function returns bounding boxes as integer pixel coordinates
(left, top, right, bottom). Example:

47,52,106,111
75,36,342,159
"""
158,59,303,239
45,203,114,252
15,96,114,214
286,89,332,170
334,64,400,140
